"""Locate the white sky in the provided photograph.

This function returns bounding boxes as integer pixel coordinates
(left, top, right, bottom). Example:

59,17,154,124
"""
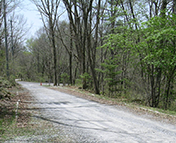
15,0,43,38
14,0,67,40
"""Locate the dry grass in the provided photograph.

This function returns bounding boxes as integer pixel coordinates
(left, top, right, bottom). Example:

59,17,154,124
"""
0,85,69,142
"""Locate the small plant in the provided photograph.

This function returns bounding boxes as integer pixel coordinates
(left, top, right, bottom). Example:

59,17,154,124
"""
80,72,92,89
61,73,69,86
0,76,13,88
75,78,82,87
9,75,16,86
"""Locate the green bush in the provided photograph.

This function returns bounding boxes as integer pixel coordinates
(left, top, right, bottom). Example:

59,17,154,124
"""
75,78,82,86
80,72,92,89
0,76,12,88
9,75,16,86
0,76,12,100
61,73,69,86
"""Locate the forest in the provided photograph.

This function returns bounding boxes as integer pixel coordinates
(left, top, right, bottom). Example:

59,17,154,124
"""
1,0,176,111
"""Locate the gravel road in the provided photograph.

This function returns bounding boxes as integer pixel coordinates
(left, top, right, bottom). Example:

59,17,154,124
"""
19,81,176,143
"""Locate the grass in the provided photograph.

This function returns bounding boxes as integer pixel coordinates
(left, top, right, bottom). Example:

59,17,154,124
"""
42,85,51,87
0,105,61,142
0,83,34,141
0,113,15,136
144,106,176,116
0,105,32,141
0,84,71,142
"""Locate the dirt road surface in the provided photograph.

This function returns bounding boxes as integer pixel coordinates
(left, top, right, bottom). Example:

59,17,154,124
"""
18,81,176,142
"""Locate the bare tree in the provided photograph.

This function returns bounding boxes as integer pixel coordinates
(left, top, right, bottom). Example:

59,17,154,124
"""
32,0,61,86
63,0,104,94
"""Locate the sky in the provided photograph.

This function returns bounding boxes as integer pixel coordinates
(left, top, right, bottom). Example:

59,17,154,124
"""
14,0,67,39
15,0,43,38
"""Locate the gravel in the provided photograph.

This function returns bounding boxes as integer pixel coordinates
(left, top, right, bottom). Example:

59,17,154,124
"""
9,81,176,143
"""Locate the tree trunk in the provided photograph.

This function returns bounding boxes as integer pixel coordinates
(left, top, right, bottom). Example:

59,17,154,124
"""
32,0,60,86
173,0,176,13
49,17,57,86
69,23,73,85
82,8,87,89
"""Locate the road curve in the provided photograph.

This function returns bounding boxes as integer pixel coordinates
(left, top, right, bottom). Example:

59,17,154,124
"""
19,81,176,142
